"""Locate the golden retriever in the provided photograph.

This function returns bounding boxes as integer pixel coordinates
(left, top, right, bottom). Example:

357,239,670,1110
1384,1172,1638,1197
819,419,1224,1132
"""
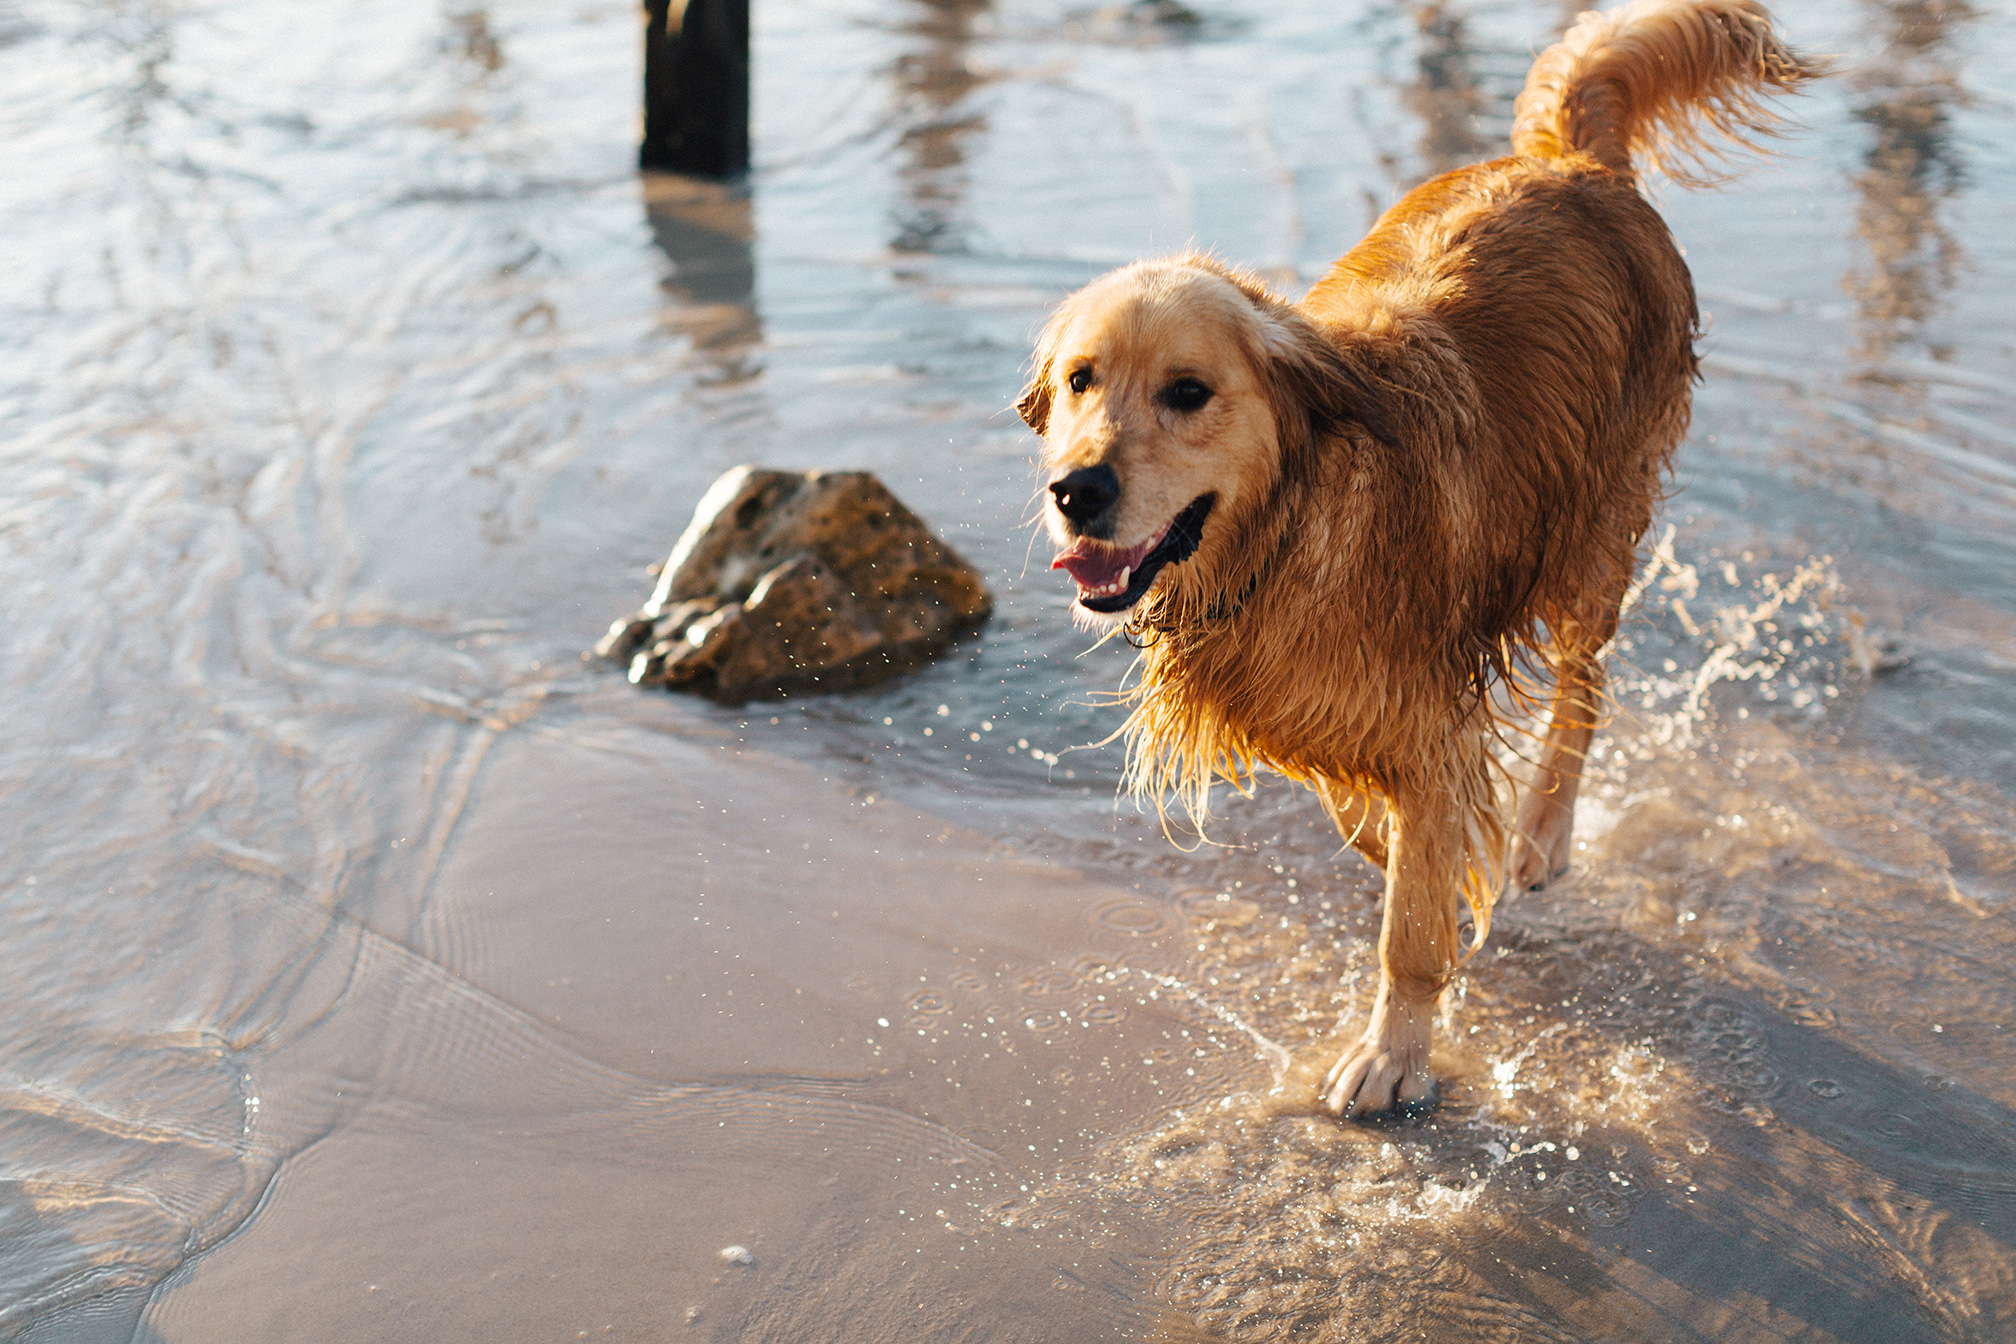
1022,0,1815,1115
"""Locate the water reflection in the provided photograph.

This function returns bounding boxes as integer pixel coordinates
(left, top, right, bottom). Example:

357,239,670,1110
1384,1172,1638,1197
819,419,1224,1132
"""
1847,0,1976,363
1066,0,1211,47
102,4,173,144
888,0,992,256
4,0,2015,1337
444,8,504,74
424,8,506,138
644,172,761,367
1403,1,1489,179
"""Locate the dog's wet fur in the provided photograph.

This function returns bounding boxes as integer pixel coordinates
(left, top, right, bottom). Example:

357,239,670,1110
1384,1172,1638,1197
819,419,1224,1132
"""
1023,0,1817,1116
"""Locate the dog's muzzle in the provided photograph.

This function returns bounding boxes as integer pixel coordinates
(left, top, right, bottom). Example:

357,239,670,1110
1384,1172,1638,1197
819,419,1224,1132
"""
1052,493,1215,613
1048,464,1121,536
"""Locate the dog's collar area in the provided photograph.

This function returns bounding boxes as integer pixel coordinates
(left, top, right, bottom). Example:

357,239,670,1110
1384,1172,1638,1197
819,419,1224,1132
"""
1075,493,1215,614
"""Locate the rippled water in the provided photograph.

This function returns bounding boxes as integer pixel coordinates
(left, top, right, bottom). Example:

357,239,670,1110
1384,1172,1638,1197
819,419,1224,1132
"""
3,0,2013,1339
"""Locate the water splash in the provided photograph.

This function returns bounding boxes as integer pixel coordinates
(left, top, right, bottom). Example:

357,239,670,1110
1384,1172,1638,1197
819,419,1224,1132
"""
1597,526,1851,763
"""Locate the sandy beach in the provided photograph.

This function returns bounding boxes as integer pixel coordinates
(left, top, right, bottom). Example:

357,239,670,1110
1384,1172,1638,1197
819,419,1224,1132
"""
3,0,2013,1339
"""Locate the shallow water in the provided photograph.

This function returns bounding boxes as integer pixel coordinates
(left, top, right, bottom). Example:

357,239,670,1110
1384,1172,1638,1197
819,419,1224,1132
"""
2,0,2013,1339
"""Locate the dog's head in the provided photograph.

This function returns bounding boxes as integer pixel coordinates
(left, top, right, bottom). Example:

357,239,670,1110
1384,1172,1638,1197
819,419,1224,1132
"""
1019,257,1391,627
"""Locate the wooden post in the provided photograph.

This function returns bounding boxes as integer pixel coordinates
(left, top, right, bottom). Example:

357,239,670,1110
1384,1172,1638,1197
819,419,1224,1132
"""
641,0,749,178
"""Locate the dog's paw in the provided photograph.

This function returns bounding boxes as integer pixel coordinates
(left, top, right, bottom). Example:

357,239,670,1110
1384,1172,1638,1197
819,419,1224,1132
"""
1506,834,1568,893
1321,998,1435,1119
1508,792,1577,891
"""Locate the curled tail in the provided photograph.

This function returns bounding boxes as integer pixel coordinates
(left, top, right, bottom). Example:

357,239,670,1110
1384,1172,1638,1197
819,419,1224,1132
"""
1511,0,1820,185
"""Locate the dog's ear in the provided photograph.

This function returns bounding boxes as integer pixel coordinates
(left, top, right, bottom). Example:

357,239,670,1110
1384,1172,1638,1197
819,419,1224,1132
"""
1254,309,1400,453
1017,307,1068,436
1015,365,1052,436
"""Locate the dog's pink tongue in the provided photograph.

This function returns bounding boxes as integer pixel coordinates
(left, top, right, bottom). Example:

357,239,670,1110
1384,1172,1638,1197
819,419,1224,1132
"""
1052,538,1137,589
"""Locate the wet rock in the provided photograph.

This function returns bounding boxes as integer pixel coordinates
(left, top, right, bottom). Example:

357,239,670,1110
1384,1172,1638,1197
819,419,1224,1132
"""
596,466,991,700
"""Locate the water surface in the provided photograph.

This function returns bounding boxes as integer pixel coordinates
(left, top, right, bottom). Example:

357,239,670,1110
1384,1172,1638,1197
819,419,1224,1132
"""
2,0,2013,1340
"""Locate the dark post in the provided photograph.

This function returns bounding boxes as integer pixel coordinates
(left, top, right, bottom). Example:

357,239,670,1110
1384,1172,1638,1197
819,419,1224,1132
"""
641,0,750,178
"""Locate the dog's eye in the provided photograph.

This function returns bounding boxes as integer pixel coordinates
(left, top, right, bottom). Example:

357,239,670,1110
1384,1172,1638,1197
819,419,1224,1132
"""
1161,377,1213,412
1067,367,1093,395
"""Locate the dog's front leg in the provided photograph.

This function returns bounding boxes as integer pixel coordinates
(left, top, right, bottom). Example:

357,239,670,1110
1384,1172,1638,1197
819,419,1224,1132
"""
1321,786,1463,1116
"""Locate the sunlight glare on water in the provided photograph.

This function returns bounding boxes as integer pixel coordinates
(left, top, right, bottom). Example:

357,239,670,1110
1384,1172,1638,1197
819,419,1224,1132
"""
1,0,2013,1341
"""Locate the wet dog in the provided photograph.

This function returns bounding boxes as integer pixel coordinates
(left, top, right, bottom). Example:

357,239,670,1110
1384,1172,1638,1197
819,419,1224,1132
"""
1023,0,1815,1115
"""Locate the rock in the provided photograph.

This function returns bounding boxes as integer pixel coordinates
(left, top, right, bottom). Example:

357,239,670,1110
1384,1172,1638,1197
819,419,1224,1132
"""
596,466,991,700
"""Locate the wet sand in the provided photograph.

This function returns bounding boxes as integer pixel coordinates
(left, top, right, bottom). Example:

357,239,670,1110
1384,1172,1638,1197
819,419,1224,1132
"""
3,0,2014,1340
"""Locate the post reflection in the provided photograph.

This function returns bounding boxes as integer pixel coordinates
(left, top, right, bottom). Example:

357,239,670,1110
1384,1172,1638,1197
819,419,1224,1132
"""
643,172,762,374
445,8,504,74
1403,0,1489,181
888,0,992,257
1847,0,1976,363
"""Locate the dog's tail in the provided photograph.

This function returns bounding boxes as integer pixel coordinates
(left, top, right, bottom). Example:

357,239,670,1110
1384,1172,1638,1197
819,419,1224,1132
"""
1510,0,1820,186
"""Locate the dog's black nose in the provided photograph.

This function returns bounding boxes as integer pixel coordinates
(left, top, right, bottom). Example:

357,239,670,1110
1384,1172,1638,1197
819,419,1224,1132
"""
1049,465,1120,527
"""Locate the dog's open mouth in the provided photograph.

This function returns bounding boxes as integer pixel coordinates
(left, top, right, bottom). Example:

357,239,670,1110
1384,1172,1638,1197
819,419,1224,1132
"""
1052,493,1215,614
